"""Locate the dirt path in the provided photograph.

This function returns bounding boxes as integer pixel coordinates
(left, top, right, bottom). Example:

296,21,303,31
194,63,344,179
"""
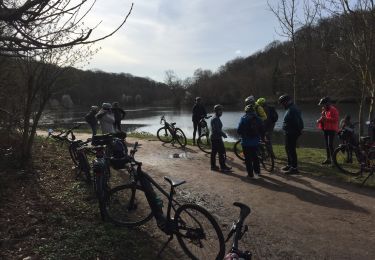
40,132,375,259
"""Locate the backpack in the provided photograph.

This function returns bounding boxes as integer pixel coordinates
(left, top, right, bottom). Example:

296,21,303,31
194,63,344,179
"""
239,114,261,138
108,137,129,169
267,106,278,123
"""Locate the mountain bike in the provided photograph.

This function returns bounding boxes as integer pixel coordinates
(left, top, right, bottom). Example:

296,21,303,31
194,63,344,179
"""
233,139,275,172
197,115,212,154
47,124,82,166
157,115,187,148
224,202,252,260
103,142,225,259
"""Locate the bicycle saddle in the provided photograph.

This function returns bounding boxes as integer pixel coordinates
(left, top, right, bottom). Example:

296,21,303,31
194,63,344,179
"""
171,122,176,126
360,136,371,143
233,202,251,217
164,176,186,187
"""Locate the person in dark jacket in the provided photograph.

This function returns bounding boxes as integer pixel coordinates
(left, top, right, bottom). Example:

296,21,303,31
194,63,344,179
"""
112,102,126,132
279,94,304,174
210,104,231,172
237,104,264,179
85,105,99,136
192,97,207,145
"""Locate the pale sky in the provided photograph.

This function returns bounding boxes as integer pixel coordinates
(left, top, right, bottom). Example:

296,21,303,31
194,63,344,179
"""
84,0,282,82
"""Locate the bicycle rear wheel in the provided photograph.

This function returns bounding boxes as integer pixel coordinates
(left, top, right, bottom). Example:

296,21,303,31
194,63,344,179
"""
197,134,211,154
69,142,80,166
259,143,274,172
234,140,245,161
104,184,153,227
157,127,173,143
333,145,361,175
175,128,187,147
95,172,108,221
175,204,225,260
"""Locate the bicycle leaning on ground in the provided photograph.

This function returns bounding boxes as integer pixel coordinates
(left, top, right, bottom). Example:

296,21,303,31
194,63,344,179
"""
233,139,275,172
333,124,375,186
224,202,252,260
103,142,225,259
197,115,212,154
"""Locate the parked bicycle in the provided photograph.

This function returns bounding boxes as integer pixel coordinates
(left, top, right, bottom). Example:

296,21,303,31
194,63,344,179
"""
157,115,187,148
47,124,82,166
224,202,252,260
197,115,212,154
233,139,275,172
103,142,225,259
333,125,375,186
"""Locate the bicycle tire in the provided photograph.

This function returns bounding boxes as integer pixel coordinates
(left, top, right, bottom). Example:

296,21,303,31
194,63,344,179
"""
175,128,187,147
333,145,361,175
259,143,275,172
104,183,153,227
157,127,173,143
175,203,225,260
76,151,91,183
95,172,108,221
197,134,211,154
234,140,245,161
69,143,79,166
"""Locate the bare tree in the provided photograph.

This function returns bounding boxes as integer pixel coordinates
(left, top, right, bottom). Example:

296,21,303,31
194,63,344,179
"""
268,0,318,103
0,0,134,56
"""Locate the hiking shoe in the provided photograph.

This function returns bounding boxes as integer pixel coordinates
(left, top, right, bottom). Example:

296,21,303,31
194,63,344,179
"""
321,159,331,165
285,167,299,175
211,166,220,171
281,165,291,171
221,166,232,171
247,173,259,179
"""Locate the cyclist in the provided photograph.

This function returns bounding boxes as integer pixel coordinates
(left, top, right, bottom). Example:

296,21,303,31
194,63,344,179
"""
96,103,115,134
192,97,207,145
85,105,99,136
279,94,304,174
210,104,231,172
112,102,126,132
317,97,339,165
237,104,264,179
245,95,267,121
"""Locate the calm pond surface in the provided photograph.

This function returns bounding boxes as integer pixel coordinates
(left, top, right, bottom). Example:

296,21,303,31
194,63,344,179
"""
40,103,365,148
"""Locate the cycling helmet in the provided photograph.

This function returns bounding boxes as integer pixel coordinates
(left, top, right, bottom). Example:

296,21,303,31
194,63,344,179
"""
112,101,119,108
245,95,255,105
102,102,112,110
90,105,99,111
318,96,331,106
214,104,223,112
278,94,291,104
245,104,255,113
195,96,201,101
256,97,266,106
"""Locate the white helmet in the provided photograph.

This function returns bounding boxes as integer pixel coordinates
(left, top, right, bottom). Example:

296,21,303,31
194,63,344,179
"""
245,96,255,105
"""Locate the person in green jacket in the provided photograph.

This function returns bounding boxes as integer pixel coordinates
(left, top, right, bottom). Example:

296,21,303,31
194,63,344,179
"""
245,95,267,121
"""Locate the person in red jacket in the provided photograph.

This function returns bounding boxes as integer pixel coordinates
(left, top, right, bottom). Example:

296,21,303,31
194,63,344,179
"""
317,97,339,164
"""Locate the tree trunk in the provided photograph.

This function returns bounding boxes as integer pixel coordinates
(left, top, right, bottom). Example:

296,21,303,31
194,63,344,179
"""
358,82,366,137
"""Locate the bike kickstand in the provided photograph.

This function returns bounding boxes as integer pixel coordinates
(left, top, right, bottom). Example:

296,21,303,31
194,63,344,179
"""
157,235,174,258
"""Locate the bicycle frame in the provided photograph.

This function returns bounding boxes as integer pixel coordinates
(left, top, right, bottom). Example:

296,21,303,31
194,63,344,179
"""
160,115,176,136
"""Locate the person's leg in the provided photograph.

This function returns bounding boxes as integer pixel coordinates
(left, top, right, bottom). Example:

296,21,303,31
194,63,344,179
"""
284,134,292,168
323,130,330,162
116,120,122,132
251,146,261,174
193,121,198,144
328,130,335,161
242,145,254,177
198,121,202,137
289,134,298,169
217,139,227,169
211,139,218,169
265,130,275,157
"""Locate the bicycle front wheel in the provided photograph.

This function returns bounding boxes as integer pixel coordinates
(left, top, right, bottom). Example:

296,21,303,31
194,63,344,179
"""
175,128,187,147
69,143,79,166
157,127,173,143
175,204,225,260
259,143,274,172
104,184,153,227
333,145,361,175
234,140,245,161
197,134,211,154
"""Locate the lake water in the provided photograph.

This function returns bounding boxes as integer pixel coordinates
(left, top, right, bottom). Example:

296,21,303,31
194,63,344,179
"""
40,103,365,148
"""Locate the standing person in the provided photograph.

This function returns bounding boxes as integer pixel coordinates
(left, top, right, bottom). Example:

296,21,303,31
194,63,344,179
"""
317,97,339,165
210,104,231,172
192,97,207,145
279,94,304,174
245,95,267,121
96,103,115,134
237,104,264,179
256,97,278,155
112,102,126,132
84,105,99,137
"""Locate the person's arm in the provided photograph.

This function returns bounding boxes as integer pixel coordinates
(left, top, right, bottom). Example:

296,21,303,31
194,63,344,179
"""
121,109,126,119
325,108,339,123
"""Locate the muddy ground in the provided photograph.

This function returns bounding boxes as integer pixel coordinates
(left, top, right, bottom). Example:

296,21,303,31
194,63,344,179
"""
1,132,375,259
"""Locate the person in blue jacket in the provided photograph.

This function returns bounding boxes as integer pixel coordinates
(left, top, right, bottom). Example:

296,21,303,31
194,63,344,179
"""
237,104,264,179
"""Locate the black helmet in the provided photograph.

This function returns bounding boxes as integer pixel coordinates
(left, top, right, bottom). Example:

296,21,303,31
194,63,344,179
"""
318,97,331,106
278,94,291,104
